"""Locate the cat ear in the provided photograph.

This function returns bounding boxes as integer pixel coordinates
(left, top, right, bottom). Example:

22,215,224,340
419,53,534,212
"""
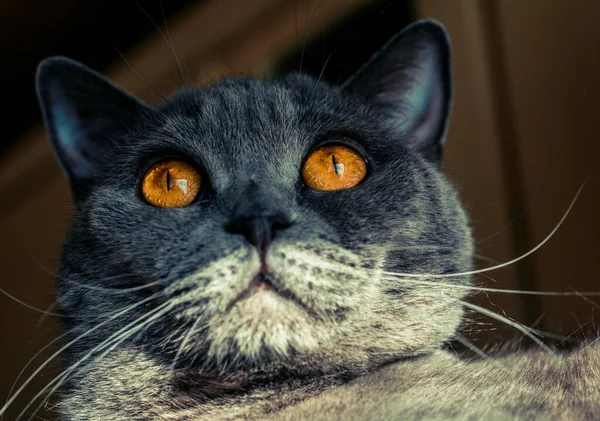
342,20,452,166
36,56,148,184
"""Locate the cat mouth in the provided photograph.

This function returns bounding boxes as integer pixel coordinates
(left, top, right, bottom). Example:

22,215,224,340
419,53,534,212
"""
226,272,307,312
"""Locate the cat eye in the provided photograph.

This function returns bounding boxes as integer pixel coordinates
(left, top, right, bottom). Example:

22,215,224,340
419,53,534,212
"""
141,160,202,207
302,144,367,191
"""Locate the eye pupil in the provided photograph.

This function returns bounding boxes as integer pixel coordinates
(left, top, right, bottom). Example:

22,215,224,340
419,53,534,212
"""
331,154,346,176
166,170,171,191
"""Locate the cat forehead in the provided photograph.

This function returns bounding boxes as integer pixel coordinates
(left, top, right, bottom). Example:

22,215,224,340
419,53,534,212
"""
149,77,367,158
157,76,351,134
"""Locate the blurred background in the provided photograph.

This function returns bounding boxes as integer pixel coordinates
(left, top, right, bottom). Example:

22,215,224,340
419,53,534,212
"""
1,0,599,418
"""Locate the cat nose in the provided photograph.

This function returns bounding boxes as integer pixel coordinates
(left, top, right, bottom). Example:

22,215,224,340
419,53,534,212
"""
226,214,293,251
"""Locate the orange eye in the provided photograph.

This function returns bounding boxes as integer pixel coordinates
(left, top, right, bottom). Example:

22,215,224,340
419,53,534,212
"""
302,144,367,191
141,160,202,207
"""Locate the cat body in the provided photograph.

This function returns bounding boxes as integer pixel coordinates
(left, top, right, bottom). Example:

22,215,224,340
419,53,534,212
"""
19,19,599,420
60,347,600,421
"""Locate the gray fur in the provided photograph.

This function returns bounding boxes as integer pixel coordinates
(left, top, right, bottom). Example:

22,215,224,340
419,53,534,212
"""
30,20,599,421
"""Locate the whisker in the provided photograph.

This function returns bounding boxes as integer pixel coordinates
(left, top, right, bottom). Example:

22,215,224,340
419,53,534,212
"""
517,315,565,341
558,318,592,346
380,276,600,297
0,292,163,417
34,258,149,289
102,35,168,102
130,0,188,86
474,254,502,265
35,302,58,329
35,262,162,297
0,287,67,318
475,212,524,244
63,278,162,294
294,0,300,58
382,182,586,279
23,301,175,421
454,333,491,360
578,336,600,353
525,327,566,341
571,289,600,311
476,272,499,285
298,0,310,73
28,255,60,279
288,235,598,299
170,314,205,371
461,300,555,355
453,333,519,375
1,332,68,421
160,0,189,83
315,51,333,86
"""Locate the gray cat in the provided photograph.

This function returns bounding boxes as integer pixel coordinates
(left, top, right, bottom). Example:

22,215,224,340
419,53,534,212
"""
11,19,598,420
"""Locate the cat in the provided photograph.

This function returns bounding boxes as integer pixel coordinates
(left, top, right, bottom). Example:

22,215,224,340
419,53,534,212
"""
6,19,597,420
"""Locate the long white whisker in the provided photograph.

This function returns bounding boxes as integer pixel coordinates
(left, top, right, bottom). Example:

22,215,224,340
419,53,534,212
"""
22,301,175,421
36,261,158,295
380,276,600,297
454,334,491,360
454,334,517,375
0,293,162,417
0,287,67,318
1,332,68,421
383,182,585,279
63,279,162,294
461,300,555,355
578,336,600,353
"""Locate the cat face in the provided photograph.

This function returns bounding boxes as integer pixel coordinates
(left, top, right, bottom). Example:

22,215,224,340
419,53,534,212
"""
37,21,473,377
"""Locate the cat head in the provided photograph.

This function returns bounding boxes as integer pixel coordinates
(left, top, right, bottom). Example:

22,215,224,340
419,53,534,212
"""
36,20,473,376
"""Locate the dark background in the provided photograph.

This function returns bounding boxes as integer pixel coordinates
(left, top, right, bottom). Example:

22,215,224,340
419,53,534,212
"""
1,0,413,152
1,0,196,152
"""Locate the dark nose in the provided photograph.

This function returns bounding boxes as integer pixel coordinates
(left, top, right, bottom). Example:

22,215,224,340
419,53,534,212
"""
226,214,293,251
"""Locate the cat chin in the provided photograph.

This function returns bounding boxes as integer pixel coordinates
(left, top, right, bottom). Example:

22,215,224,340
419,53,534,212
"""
228,285,306,321
204,289,329,366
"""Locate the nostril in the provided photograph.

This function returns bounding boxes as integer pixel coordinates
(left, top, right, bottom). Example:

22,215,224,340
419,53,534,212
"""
268,214,293,231
225,218,249,235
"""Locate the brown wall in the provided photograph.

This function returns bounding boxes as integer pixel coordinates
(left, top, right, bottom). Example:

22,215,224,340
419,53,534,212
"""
419,0,600,336
493,0,600,330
